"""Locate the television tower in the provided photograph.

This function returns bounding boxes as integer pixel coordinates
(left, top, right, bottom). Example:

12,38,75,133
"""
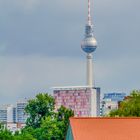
81,0,97,87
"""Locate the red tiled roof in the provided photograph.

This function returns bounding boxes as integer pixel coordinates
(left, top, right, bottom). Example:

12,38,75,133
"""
70,117,140,140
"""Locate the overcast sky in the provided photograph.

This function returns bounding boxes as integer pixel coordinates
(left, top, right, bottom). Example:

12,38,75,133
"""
0,0,140,104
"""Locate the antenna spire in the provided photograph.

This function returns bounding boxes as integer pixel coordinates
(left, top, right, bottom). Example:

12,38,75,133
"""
88,0,91,24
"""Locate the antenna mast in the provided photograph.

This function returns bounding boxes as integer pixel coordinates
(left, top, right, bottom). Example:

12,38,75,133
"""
88,0,92,25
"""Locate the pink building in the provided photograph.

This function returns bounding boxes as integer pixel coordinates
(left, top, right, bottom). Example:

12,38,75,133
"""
53,86,100,117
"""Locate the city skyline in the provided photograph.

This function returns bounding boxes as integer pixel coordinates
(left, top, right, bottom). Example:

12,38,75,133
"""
0,0,140,104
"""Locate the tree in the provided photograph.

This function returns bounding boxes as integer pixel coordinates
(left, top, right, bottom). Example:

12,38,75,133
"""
0,123,36,140
14,133,36,140
109,90,140,117
25,93,55,128
57,106,74,137
33,106,74,140
34,116,65,140
24,93,74,140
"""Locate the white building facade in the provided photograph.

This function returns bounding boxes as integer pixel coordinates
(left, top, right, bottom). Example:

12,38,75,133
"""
0,104,15,123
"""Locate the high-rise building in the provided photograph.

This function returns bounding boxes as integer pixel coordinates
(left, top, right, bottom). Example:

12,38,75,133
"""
16,100,28,123
0,104,14,123
53,0,100,117
0,99,28,124
0,98,28,132
54,86,100,117
13,107,16,123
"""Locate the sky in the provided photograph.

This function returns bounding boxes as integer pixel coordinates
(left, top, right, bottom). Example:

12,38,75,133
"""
0,0,140,104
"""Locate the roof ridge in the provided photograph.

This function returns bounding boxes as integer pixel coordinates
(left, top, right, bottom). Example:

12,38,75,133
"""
70,117,140,120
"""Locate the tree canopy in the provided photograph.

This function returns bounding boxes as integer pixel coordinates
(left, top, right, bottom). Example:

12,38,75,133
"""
109,90,140,117
24,93,74,140
25,93,55,128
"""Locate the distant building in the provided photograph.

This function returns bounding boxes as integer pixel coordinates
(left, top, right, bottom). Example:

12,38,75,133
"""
101,101,119,116
0,99,28,132
13,107,16,123
6,123,19,133
103,93,126,102
16,100,28,123
101,92,126,116
53,86,100,117
0,104,14,123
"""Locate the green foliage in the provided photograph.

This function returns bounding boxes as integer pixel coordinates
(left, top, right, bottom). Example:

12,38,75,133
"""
0,123,14,140
25,93,55,128
0,123,36,140
57,106,74,137
33,116,64,140
24,93,74,140
109,90,140,117
14,133,37,140
33,106,74,140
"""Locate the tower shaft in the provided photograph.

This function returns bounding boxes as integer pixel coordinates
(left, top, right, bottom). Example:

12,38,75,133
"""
87,53,93,87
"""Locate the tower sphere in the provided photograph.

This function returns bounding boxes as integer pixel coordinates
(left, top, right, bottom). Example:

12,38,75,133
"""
81,37,97,53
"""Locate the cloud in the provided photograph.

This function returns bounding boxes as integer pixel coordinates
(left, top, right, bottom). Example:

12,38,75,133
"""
17,0,40,8
0,0,41,14
0,55,86,103
0,53,140,104
95,55,140,93
0,43,7,54
0,0,140,104
0,0,140,58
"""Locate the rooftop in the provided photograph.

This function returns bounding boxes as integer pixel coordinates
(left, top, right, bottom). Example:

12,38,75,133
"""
52,86,93,90
69,117,140,140
52,86,100,90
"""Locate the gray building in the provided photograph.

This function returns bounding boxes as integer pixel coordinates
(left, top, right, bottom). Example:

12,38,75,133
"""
0,104,14,123
103,93,126,102
16,100,28,123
